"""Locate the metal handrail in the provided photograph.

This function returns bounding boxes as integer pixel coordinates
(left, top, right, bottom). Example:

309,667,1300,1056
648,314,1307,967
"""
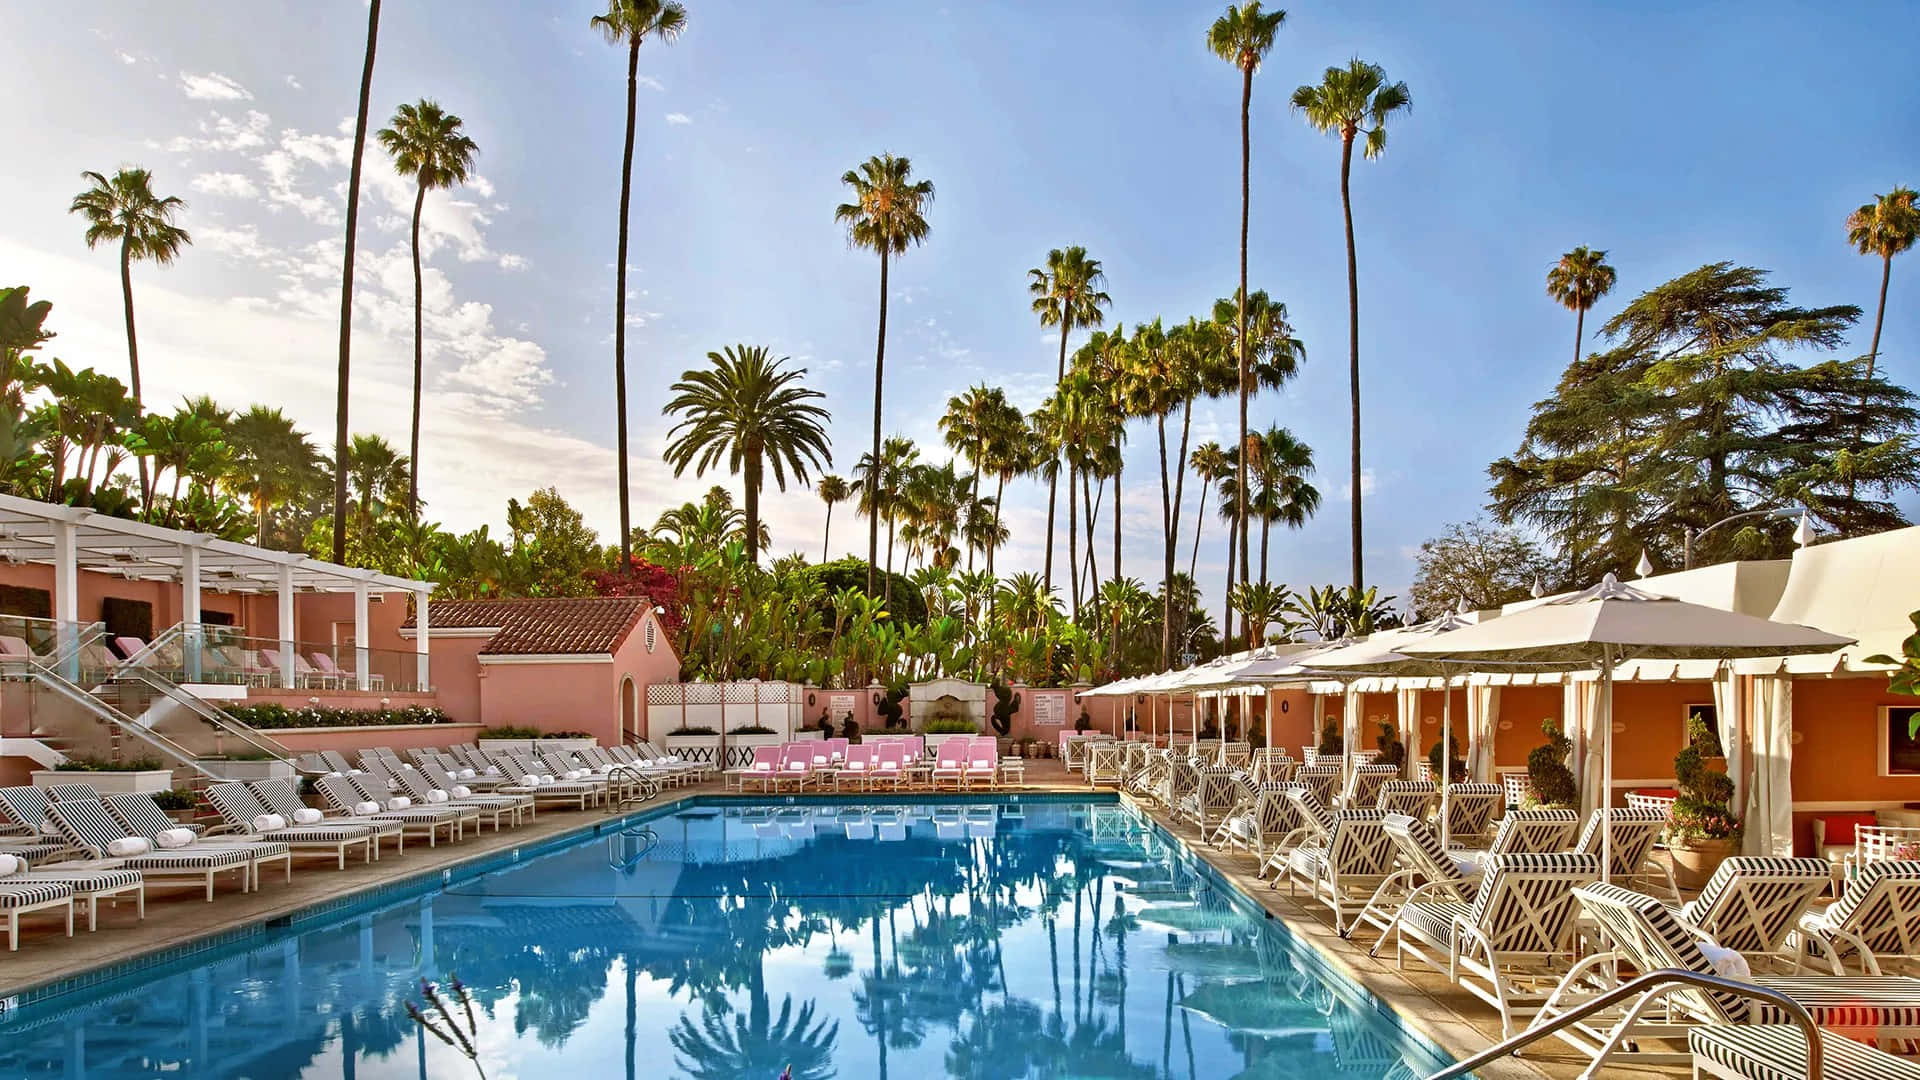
1423,967,1825,1080
115,666,299,764
26,665,221,781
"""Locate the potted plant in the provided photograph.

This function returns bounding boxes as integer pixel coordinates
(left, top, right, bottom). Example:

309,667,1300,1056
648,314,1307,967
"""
33,755,175,794
1668,729,1742,889
151,787,200,824
1374,720,1406,770
1316,718,1343,760
1524,719,1577,809
724,723,783,769
1426,734,1467,784
663,724,721,768
922,716,980,755
988,679,1021,738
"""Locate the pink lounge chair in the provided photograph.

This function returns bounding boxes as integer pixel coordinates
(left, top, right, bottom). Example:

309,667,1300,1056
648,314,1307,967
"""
837,744,877,791
776,743,815,791
0,635,37,659
931,741,967,791
825,737,848,763
963,739,999,790
870,742,906,791
113,636,147,661
731,746,781,793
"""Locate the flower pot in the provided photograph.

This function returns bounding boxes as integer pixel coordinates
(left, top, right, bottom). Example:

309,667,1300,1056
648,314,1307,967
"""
1669,836,1739,891
32,769,175,795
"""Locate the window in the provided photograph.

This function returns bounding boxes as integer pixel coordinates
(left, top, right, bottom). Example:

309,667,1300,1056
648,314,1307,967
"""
0,586,51,620
1879,706,1920,777
644,618,656,653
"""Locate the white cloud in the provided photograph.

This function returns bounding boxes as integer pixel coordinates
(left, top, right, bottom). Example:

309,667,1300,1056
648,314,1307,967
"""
115,50,137,65
496,254,528,271
153,110,270,154
190,171,259,198
664,112,692,125
195,223,273,261
179,71,253,101
1341,469,1377,501
636,74,664,91
284,74,302,90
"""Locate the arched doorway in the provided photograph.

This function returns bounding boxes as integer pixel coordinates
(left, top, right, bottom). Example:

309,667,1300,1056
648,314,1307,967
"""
621,676,639,744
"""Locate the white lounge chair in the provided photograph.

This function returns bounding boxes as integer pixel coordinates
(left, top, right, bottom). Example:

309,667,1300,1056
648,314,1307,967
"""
1672,855,1835,974
1791,858,1920,975
1284,808,1398,934
1572,807,1680,901
45,798,254,902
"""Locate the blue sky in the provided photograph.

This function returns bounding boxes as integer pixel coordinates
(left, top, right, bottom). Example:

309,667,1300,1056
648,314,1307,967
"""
2,1,1915,620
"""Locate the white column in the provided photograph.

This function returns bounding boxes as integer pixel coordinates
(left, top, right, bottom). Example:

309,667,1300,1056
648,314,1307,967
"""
277,565,296,688
415,591,430,691
181,544,203,682
353,581,370,690
53,520,79,679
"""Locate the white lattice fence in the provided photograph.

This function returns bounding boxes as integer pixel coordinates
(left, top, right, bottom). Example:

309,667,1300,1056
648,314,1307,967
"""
648,681,801,764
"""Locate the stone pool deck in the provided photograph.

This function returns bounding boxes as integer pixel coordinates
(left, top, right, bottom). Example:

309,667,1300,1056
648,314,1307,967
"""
1,760,1691,1079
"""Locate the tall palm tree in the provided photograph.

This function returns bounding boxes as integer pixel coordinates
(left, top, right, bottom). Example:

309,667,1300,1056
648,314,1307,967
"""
1545,246,1616,365
939,385,1000,571
1186,440,1230,643
68,166,191,505
977,394,1032,580
1245,425,1319,585
376,99,479,520
853,436,920,602
1207,1,1286,611
592,0,688,572
332,0,383,563
1292,58,1411,593
837,154,934,593
1846,186,1919,379
662,344,831,566
1028,246,1111,595
817,474,849,561
343,432,410,528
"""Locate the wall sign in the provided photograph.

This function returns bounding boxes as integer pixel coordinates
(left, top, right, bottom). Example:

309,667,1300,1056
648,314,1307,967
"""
828,692,857,720
1031,690,1068,726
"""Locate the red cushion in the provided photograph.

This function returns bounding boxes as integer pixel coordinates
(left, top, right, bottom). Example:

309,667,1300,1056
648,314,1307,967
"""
1820,812,1879,846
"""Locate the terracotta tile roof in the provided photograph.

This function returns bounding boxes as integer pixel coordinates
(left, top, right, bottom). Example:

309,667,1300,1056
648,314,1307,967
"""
406,597,649,656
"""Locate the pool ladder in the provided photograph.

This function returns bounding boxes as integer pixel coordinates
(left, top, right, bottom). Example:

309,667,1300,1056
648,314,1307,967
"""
1421,967,1827,1079
605,769,661,812
607,825,659,870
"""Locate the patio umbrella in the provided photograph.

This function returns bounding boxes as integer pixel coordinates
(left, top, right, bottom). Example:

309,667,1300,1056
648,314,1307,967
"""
1399,573,1853,881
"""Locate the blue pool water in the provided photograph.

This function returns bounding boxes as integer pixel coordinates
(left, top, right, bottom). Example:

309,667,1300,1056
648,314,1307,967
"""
0,797,1451,1079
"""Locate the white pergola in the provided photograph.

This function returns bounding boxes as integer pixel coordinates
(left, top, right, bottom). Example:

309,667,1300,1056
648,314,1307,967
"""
0,493,433,689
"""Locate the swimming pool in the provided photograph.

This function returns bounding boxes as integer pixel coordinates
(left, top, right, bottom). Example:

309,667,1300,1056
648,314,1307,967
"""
0,797,1453,1079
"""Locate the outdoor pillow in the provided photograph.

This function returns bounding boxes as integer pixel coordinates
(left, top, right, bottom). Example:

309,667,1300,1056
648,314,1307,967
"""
1698,942,1752,980
354,801,382,816
541,774,556,784
459,769,476,779
425,790,450,803
520,774,543,787
0,853,19,876
451,785,472,799
1820,812,1878,846
154,828,197,849
291,808,324,826
385,797,411,811
106,836,152,857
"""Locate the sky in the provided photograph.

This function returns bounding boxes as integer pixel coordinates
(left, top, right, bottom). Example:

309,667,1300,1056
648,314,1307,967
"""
2,0,1916,624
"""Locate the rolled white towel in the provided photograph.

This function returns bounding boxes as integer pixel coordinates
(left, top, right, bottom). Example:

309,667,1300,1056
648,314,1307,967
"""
154,827,197,850
540,774,556,784
520,774,543,787
1698,942,1752,980
459,768,476,780
354,801,382,816
326,770,343,777
0,853,20,876
484,766,499,776
385,797,412,811
251,813,281,833
563,769,584,780
596,764,614,774
106,836,152,857
1449,851,1490,879
451,785,472,799
425,789,450,803
291,807,324,826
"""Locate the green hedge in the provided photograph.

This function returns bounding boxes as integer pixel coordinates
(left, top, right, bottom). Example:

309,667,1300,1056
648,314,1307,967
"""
225,703,452,729
922,718,980,734
476,725,594,740
55,755,168,771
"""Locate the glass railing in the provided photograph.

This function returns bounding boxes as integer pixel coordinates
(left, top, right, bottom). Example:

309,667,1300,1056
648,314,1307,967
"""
0,615,108,681
11,665,220,783
123,623,431,693
114,668,300,767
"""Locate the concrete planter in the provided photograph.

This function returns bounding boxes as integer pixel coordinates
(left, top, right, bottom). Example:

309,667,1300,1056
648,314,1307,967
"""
478,737,598,755
1669,836,1739,891
662,733,722,768
32,769,174,795
196,758,296,782
724,732,785,770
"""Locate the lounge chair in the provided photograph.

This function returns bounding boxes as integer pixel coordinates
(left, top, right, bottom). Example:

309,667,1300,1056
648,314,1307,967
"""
1260,787,1339,880
1212,782,1304,863
0,786,80,858
1250,748,1295,783
1572,807,1679,900
835,744,876,791
1537,881,1920,1070
1284,808,1398,934
1342,764,1401,810
0,858,141,934
198,784,378,869
534,750,635,802
310,651,383,689
317,749,357,773
1392,852,1600,1036
1353,812,1486,946
727,746,782,793
1184,766,1251,834
1375,780,1437,818
1158,758,1201,813
869,742,907,791
930,742,967,791
1087,741,1127,786
312,775,465,846
44,799,253,902
1488,807,1581,855
772,743,818,792
1791,859,1920,975
1293,764,1343,808
963,738,1000,790
1671,856,1835,973
250,779,406,854
415,764,536,825
355,763,505,831
494,753,600,809
1688,1025,1920,1080
94,790,294,891
0,877,74,950
1221,741,1252,769
1438,783,1505,847
1502,771,1536,807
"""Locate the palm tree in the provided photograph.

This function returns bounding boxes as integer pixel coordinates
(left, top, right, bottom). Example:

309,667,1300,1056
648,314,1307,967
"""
1245,425,1319,586
837,154,935,594
1292,58,1411,593
940,385,1001,571
662,345,831,565
376,99,479,520
1846,186,1919,379
817,474,849,561
853,436,920,602
976,393,1032,580
1186,439,1230,642
332,0,383,563
68,166,191,504
1545,246,1616,365
1207,1,1286,610
1028,246,1111,595
225,406,322,547
343,433,410,525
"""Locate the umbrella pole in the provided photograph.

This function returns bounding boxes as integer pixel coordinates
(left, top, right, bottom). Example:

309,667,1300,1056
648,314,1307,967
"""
1600,645,1615,886
1440,676,1452,849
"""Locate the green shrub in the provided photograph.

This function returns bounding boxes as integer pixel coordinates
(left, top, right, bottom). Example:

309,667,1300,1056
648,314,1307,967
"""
923,718,979,734
988,679,1021,737
1686,710,1724,757
228,703,451,730
1671,741,1741,843
875,680,908,728
54,755,167,772
1526,719,1577,808
1426,734,1466,784
1374,720,1406,768
666,725,717,736
728,724,776,736
1317,718,1343,756
150,788,197,812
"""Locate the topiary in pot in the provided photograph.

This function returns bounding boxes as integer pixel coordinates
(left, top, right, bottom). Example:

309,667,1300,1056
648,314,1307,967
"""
1426,734,1466,784
1526,718,1578,808
1668,740,1741,889
1317,718,1343,757
841,717,861,743
1374,720,1406,769
873,680,908,731
989,679,1021,737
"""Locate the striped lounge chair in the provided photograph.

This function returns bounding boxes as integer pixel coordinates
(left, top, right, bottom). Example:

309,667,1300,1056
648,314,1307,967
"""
313,776,465,846
0,786,81,860
1353,813,1484,946
1293,764,1342,809
1211,782,1303,862
1573,807,1680,901
1672,856,1835,974
380,761,527,829
359,761,488,832
1688,1024,1920,1080
1792,859,1920,975
1250,748,1295,784
199,785,379,868
490,753,600,809
1284,808,1398,935
1488,807,1580,856
416,764,536,825
1375,779,1437,819
1437,782,1505,847
250,779,406,855
1260,787,1339,880
1539,881,1920,1071
1392,852,1600,1036
97,791,295,890
44,799,254,902
1342,764,1401,811
0,877,74,950
0,860,141,933
1183,766,1251,834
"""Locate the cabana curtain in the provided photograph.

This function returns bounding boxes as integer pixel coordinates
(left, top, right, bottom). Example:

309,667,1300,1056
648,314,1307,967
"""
1746,676,1795,857
1468,685,1500,781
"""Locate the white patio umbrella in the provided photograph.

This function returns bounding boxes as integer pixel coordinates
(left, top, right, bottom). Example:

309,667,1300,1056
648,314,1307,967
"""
1399,573,1853,881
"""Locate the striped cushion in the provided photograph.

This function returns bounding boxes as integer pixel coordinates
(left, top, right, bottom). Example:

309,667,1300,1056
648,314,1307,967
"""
0,881,73,907
101,792,186,839
1689,1025,1920,1080
248,780,311,818
1490,808,1579,855
0,786,54,833
1443,784,1504,838
9,867,143,892
1817,860,1920,958
1468,853,1599,953
45,784,100,805
0,842,69,861
203,783,273,830
1750,976,1920,1031
1376,780,1436,817
1679,857,1831,954
1398,899,1472,949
